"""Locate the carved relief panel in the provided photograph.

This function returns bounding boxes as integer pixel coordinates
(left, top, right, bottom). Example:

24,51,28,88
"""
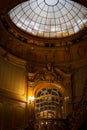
27,63,72,119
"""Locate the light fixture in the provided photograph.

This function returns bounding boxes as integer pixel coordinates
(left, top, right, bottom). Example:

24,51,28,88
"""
64,96,69,102
28,96,35,104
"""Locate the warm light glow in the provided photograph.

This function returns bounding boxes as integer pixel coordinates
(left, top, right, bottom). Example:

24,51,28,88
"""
64,96,69,102
28,96,35,103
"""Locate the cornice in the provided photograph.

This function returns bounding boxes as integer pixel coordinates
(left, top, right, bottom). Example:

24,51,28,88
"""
1,15,87,48
0,45,87,71
0,87,27,103
0,47,26,68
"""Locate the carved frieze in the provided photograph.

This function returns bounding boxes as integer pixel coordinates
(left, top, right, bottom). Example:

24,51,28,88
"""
27,63,72,98
27,63,71,84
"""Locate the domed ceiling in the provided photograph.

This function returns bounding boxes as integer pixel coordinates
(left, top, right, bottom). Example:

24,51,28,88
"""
0,0,87,67
9,0,87,38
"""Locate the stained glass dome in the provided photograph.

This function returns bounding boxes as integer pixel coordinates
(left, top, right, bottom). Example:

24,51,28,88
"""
9,0,87,38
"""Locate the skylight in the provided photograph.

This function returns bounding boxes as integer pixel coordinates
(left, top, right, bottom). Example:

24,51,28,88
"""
8,0,87,38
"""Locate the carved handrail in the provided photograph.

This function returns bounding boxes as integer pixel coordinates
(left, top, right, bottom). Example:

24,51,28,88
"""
20,118,69,130
34,118,69,130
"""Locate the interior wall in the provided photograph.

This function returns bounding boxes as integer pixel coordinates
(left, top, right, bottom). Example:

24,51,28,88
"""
0,96,27,130
72,66,87,106
0,58,26,96
0,58,28,130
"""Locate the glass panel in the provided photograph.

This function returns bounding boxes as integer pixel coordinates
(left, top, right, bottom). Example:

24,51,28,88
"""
35,88,63,119
9,0,87,38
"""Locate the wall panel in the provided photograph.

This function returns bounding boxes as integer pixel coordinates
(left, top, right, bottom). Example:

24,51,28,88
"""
0,58,26,96
72,66,87,105
0,102,3,130
0,96,27,130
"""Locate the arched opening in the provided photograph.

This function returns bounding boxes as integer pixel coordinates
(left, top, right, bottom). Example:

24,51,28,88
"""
35,87,65,119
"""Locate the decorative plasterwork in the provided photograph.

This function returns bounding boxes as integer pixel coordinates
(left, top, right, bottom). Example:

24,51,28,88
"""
27,63,72,98
0,14,87,47
27,64,72,119
27,63,71,82
0,6,87,67
0,47,26,68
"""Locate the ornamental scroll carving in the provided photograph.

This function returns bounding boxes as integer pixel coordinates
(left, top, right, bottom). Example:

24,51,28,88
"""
27,63,71,89
27,63,72,105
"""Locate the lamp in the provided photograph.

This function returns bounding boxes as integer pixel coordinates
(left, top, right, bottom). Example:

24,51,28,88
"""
28,96,35,104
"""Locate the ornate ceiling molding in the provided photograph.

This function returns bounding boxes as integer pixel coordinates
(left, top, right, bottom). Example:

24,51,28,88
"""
1,14,87,47
0,1,87,67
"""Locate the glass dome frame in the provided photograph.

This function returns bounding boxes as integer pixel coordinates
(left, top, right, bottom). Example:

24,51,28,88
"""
8,0,87,39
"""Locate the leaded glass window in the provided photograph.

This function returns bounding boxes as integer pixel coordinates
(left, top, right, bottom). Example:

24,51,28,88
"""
35,88,64,119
